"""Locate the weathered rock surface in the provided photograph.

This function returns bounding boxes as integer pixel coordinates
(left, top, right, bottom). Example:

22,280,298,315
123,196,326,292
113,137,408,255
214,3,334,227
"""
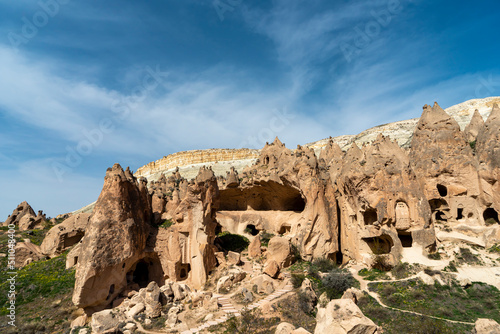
40,213,90,258
474,318,500,334
14,241,43,268
72,164,153,312
3,201,36,227
315,299,380,334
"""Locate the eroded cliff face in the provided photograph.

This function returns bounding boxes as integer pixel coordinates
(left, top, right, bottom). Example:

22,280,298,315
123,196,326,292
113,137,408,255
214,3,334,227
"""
216,137,338,261
69,99,500,314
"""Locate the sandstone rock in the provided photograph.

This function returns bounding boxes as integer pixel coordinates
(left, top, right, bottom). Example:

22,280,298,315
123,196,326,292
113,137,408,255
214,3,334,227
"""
417,271,435,285
126,303,145,318
241,287,254,303
66,242,82,269
72,164,153,312
3,201,36,228
251,274,275,294
264,260,280,279
300,278,317,313
227,251,241,265
91,309,123,333
40,213,90,258
14,241,43,268
341,288,364,304
336,134,434,265
293,328,312,334
464,109,485,142
276,322,296,334
267,236,294,268
315,299,379,334
249,236,262,257
144,281,162,318
475,318,500,334
70,314,87,328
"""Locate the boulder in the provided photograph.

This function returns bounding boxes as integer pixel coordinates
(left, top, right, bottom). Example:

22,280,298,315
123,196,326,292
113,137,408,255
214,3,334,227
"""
264,260,280,279
144,281,162,318
299,278,317,313
91,309,124,333
126,303,145,318
315,299,380,334
40,213,90,258
267,236,294,268
227,251,241,265
249,236,262,257
474,318,500,334
276,322,296,334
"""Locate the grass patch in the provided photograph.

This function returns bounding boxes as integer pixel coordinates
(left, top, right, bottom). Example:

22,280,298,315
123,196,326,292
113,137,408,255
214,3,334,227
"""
369,278,500,323
358,293,473,334
216,232,250,253
358,268,390,281
391,262,417,279
0,252,75,314
427,252,442,260
488,244,500,254
456,248,481,265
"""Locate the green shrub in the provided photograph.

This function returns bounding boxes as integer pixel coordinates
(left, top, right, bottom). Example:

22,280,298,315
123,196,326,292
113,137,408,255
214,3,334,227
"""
372,255,393,271
260,231,274,247
488,244,500,254
457,248,481,265
444,261,458,272
469,140,476,151
321,268,357,300
391,262,413,279
158,219,173,229
312,257,337,273
427,252,441,260
485,218,498,226
216,232,250,253
215,308,280,333
291,273,306,288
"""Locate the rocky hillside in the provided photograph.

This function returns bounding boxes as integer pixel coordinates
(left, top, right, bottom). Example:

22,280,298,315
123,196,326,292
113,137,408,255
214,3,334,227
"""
134,97,500,181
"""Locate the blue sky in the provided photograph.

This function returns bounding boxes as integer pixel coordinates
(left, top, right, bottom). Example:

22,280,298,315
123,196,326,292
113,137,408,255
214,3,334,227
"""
1,0,499,219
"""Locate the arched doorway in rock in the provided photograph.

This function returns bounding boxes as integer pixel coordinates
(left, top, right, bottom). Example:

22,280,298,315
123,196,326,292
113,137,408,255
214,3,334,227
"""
127,256,165,289
245,224,260,236
397,232,413,248
483,208,499,225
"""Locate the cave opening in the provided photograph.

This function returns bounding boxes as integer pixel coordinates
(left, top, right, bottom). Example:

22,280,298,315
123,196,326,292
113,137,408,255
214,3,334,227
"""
435,211,447,222
437,184,448,197
483,208,499,224
363,235,393,254
398,232,413,248
245,224,259,236
132,261,149,288
363,208,378,225
179,264,191,280
127,257,165,289
457,208,464,220
278,225,291,235
219,181,306,212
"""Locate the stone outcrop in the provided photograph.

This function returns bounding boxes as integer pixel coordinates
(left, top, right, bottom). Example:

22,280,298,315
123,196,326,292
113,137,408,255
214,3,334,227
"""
335,134,434,266
40,213,90,258
14,241,43,268
314,299,380,334
474,318,500,334
72,164,153,312
3,201,41,230
217,137,338,261
464,109,485,142
409,103,481,227
153,166,220,289
476,104,500,222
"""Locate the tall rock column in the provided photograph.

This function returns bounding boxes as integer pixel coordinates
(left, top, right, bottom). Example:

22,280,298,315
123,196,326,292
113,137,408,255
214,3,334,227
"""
72,164,152,312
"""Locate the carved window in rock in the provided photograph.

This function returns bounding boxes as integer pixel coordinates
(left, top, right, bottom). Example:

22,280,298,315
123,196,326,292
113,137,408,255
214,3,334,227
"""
395,202,410,230
363,208,378,225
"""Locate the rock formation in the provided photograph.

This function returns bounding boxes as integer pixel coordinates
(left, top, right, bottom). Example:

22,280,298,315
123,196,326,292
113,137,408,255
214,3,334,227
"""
72,164,153,312
3,201,36,228
40,213,90,258
335,134,435,266
409,103,481,227
464,109,485,142
476,103,500,222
